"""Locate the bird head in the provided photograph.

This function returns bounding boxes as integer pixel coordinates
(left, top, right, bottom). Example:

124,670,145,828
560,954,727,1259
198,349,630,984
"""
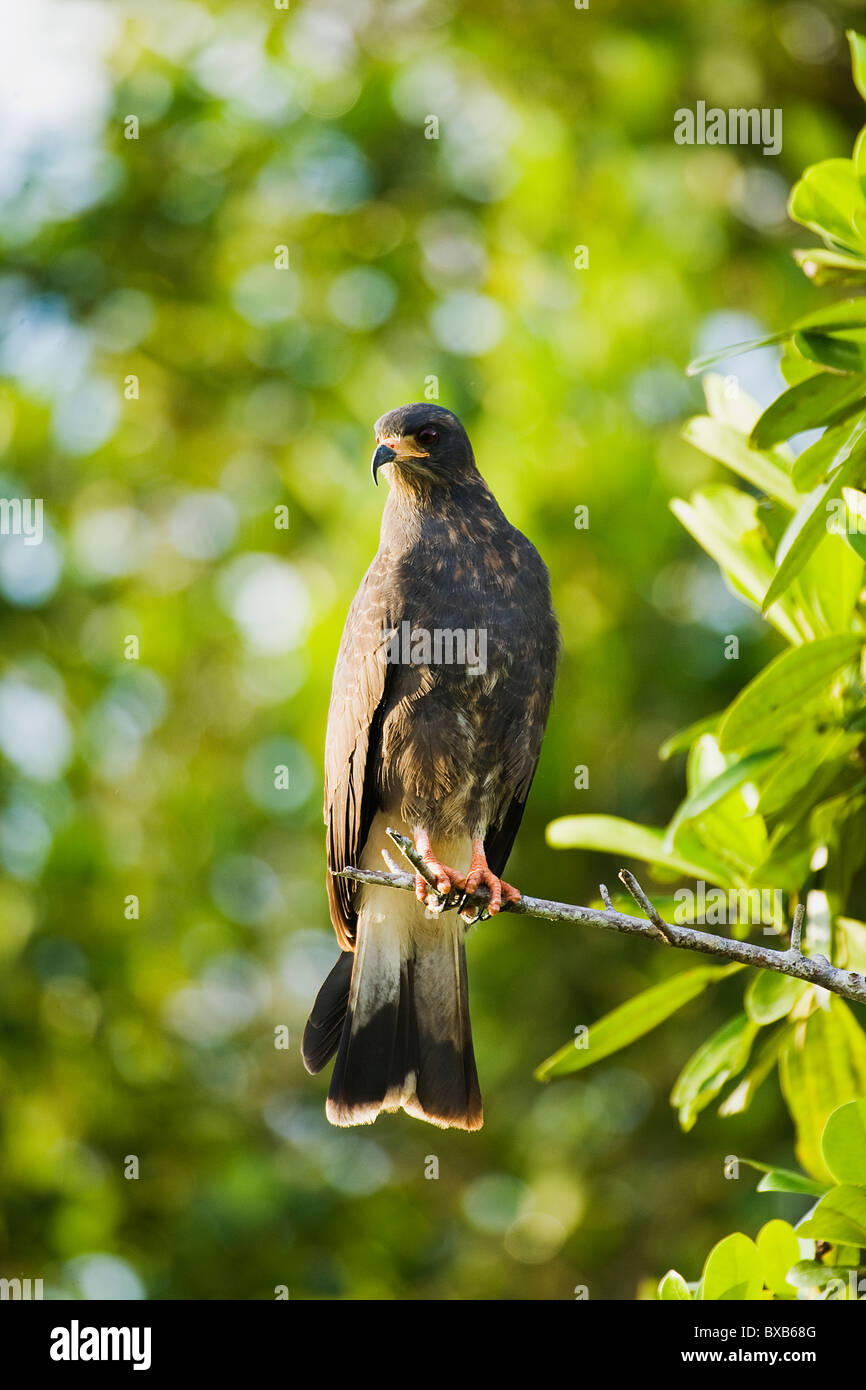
370,404,474,487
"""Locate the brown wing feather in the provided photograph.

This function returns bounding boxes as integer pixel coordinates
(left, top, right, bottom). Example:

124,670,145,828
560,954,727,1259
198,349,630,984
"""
484,543,558,879
484,772,536,881
324,556,392,949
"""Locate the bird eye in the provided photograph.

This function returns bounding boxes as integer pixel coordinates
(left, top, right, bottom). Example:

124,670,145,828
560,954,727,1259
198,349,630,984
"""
416,426,439,447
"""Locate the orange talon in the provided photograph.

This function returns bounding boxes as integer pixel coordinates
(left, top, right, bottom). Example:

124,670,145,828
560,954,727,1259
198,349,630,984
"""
413,828,465,909
463,839,521,917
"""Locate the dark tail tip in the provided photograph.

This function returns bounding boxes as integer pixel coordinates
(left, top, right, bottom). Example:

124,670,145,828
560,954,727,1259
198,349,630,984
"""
302,950,353,1074
323,940,483,1131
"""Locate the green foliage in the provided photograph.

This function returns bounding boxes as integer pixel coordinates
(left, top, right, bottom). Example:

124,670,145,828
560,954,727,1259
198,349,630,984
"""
824,1096,866,1181
659,1102,866,1299
535,964,742,1081
546,34,866,1208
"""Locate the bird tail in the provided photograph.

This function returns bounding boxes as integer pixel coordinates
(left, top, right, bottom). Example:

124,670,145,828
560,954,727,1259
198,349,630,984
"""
303,891,483,1132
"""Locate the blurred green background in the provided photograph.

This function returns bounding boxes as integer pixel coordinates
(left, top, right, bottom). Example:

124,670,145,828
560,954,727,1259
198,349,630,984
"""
2,0,866,1300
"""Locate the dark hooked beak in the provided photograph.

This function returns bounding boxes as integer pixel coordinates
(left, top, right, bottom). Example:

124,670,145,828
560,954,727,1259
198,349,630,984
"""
371,442,397,486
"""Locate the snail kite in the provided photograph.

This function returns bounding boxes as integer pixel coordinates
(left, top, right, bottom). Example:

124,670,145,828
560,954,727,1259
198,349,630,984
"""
303,404,558,1130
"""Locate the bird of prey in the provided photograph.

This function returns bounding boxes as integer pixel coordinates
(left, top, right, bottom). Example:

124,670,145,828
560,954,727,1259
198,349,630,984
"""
303,403,558,1130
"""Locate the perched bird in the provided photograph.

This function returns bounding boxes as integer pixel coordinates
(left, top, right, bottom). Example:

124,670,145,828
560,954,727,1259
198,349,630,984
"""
303,404,558,1130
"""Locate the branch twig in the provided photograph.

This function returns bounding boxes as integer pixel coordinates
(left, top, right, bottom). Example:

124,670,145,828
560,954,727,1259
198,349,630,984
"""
333,841,866,1007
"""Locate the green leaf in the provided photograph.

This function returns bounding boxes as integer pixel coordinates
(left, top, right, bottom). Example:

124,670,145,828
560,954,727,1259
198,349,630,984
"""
658,1269,692,1301
670,488,804,646
703,372,764,433
841,486,866,561
534,963,743,1081
787,1260,854,1292
750,374,866,449
699,1233,763,1301
682,417,799,509
848,29,866,103
719,1025,790,1116
671,1012,759,1131
718,634,863,755
838,917,866,973
742,1159,829,1197
794,330,866,374
855,123,866,199
789,159,866,255
780,998,866,1180
800,522,865,635
686,332,790,378
659,713,722,761
762,417,866,609
791,423,852,492
794,248,866,286
664,732,769,879
795,298,866,332
756,1220,800,1299
822,1099,866,1185
663,749,778,852
544,814,732,884
745,971,809,1025
797,1185,866,1245
756,727,861,818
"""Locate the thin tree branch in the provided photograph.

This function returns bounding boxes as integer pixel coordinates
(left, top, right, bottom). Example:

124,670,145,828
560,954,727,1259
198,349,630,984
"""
332,836,866,1007
790,902,805,954
619,868,676,943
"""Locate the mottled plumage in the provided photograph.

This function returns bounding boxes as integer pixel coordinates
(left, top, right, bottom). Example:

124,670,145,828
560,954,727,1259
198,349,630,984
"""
304,404,558,1129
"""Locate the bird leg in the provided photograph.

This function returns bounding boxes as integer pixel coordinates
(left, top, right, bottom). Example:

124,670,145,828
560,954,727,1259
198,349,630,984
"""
412,827,465,909
462,839,521,917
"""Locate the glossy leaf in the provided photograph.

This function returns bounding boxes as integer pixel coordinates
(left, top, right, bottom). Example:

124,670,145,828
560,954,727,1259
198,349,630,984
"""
795,298,866,332
717,633,863,754
719,1025,790,1117
791,422,853,492
756,728,860,818
658,1269,692,1301
663,748,778,852
750,373,866,449
762,418,866,610
682,417,799,508
671,1012,759,1131
742,1159,829,1197
788,159,866,254
756,1220,800,1299
670,488,804,646
797,1185,866,1245
534,964,743,1081
744,971,809,1025
794,330,866,374
780,999,866,1180
848,29,866,103
787,1260,855,1291
685,332,790,377
699,1233,763,1301
794,248,866,285
545,814,732,884
659,713,722,761
822,1098,866,1184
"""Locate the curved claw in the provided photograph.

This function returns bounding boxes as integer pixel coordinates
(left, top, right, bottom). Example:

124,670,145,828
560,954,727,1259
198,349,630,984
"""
414,865,465,911
463,868,521,916
463,840,521,917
